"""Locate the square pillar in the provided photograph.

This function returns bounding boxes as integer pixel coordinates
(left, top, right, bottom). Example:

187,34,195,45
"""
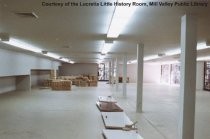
111,59,115,86
136,43,144,113
116,57,119,91
123,55,127,97
179,14,197,139
109,61,111,84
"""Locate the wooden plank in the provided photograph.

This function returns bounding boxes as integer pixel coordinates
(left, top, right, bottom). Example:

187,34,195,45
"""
98,96,117,103
102,129,143,139
96,101,123,112
101,112,133,129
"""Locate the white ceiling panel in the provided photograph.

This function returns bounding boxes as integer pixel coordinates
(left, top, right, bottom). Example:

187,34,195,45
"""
0,0,210,63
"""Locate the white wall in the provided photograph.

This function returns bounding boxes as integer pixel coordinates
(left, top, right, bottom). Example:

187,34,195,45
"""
125,62,204,90
196,61,204,90
118,63,161,83
0,48,60,76
59,63,98,76
0,47,61,93
118,64,137,83
143,63,161,83
127,64,137,83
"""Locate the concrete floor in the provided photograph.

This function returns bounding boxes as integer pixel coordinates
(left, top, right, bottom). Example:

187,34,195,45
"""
0,82,210,139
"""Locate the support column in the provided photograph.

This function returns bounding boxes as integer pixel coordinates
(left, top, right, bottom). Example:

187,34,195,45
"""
109,61,111,84
111,59,115,86
116,57,119,91
123,55,127,97
178,14,197,139
136,43,144,113
50,69,57,79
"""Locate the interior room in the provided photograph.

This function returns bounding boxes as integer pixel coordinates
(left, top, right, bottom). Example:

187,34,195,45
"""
0,0,210,139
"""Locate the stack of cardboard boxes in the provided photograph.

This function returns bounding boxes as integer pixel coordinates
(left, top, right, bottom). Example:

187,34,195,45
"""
51,80,72,91
42,75,98,90
42,79,52,87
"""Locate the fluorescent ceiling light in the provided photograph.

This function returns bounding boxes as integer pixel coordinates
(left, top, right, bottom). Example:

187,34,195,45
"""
107,0,138,38
128,42,210,64
3,38,42,53
1,38,71,63
127,60,137,64
165,42,209,56
59,57,75,64
46,52,60,59
129,60,180,65
69,60,75,64
197,56,210,61
61,58,69,62
165,49,181,56
127,55,159,64
101,41,113,54
127,55,160,64
144,55,159,61
197,42,210,50
159,60,180,65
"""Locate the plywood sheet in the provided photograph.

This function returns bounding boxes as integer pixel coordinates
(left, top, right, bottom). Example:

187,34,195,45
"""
101,112,133,129
96,101,123,112
98,96,117,103
102,129,143,139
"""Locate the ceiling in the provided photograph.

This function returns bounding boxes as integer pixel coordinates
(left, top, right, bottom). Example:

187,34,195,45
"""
0,0,210,63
